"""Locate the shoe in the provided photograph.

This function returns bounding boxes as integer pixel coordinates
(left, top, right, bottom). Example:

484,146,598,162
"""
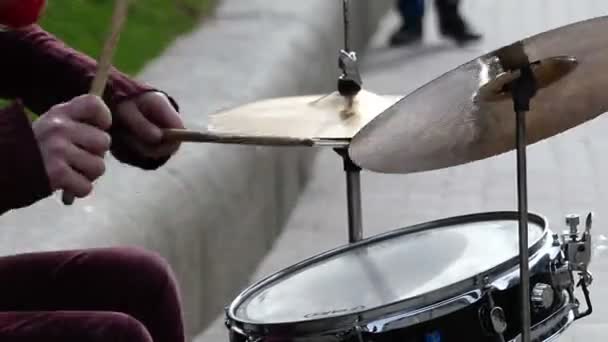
389,16,423,47
439,16,482,46
389,27,423,47
390,17,424,47
441,25,482,46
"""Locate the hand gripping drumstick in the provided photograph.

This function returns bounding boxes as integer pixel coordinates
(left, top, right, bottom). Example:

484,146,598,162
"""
62,0,131,205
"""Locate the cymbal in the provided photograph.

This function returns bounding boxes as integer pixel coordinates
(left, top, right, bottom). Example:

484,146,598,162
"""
207,90,402,142
349,16,608,173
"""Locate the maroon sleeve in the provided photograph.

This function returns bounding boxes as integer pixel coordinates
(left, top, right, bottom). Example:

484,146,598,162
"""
0,101,52,215
0,25,179,170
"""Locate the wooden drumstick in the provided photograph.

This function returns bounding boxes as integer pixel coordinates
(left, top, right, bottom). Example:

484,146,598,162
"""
62,0,131,205
162,128,315,146
161,128,353,147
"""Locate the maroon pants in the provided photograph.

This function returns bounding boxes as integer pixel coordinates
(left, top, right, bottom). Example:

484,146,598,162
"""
0,246,185,342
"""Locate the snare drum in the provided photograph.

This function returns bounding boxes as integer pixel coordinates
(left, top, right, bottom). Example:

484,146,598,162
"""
225,212,592,342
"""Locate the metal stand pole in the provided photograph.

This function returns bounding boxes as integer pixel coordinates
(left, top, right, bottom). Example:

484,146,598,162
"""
515,108,531,342
342,0,350,52
337,0,362,97
345,158,363,243
511,65,537,342
336,148,363,243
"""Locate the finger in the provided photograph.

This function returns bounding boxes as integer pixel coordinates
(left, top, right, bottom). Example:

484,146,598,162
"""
67,121,112,156
116,100,163,144
65,144,106,182
61,94,112,131
120,132,181,159
136,92,184,129
50,162,94,198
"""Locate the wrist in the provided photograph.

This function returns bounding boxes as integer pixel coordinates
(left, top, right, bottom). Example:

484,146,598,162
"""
104,70,180,113
0,100,52,211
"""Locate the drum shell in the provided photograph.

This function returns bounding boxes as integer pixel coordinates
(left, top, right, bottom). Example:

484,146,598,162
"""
228,273,575,342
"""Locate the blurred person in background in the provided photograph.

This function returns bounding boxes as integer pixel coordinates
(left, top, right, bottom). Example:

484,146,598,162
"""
390,0,482,47
0,0,186,341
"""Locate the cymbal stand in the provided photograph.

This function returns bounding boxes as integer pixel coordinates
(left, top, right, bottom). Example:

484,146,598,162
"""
501,45,538,342
336,0,364,244
335,148,363,243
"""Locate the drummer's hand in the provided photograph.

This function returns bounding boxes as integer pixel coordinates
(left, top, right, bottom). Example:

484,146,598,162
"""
114,91,184,160
33,95,112,198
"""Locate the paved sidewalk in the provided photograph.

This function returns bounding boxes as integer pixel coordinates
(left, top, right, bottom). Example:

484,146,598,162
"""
221,1,608,341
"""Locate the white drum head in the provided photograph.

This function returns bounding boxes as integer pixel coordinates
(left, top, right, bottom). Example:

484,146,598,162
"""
233,216,546,325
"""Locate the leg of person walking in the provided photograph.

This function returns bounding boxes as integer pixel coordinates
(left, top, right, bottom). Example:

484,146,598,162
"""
390,0,426,46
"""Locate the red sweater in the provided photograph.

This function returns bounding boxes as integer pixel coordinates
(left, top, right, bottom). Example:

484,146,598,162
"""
0,25,179,214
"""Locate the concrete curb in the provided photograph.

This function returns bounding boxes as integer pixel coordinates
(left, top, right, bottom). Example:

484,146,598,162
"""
0,0,392,339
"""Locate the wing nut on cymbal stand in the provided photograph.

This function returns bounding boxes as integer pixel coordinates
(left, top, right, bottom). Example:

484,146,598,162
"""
338,50,362,100
477,56,578,103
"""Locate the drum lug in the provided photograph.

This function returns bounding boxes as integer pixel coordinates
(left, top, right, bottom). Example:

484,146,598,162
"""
224,306,231,329
354,325,365,342
338,324,365,342
224,310,261,342
549,262,574,291
227,328,259,342
479,288,508,341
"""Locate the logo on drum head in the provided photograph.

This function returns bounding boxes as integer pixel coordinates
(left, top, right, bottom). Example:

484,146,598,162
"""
304,305,366,318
